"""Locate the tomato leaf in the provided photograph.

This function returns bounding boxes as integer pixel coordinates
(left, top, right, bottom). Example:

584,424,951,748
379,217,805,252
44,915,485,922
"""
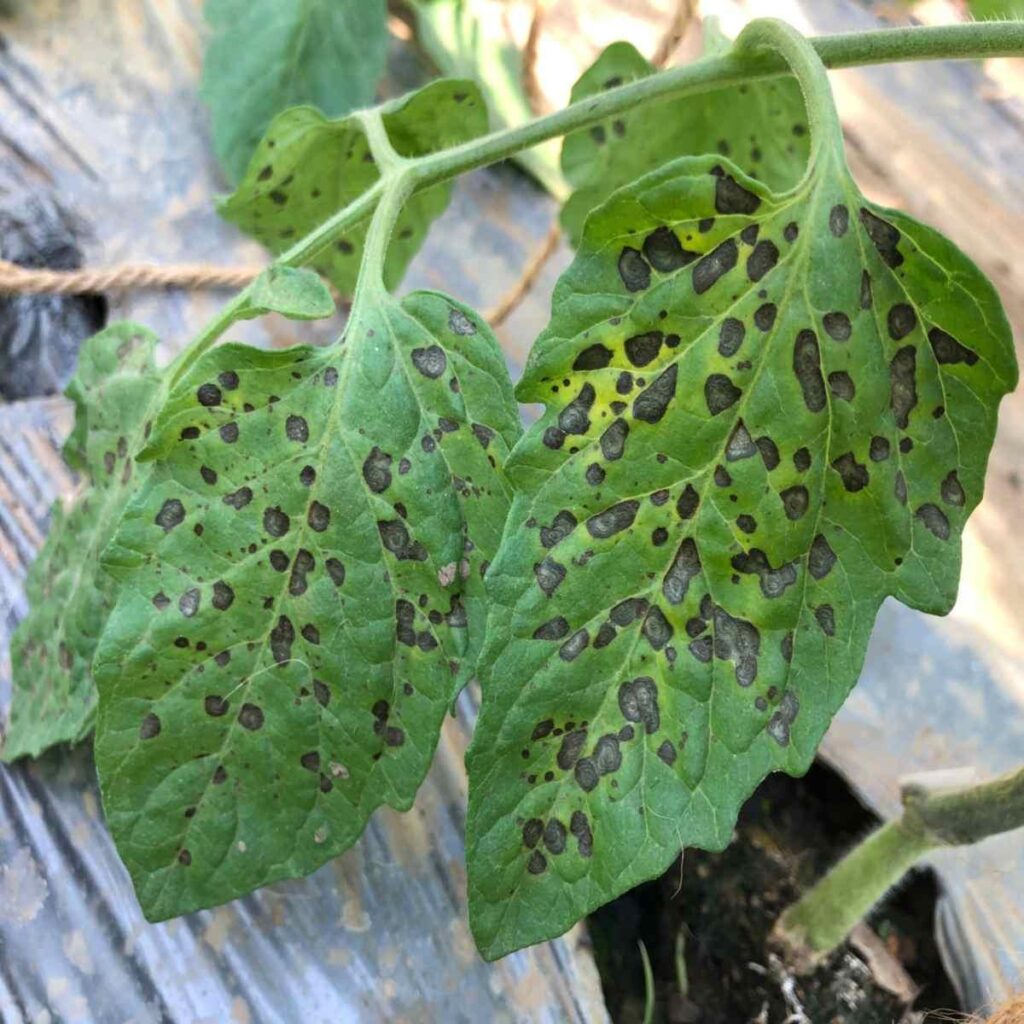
410,0,566,198
201,0,389,184
560,38,810,245
239,266,335,322
219,80,489,295
94,290,519,921
466,127,1015,955
3,324,165,761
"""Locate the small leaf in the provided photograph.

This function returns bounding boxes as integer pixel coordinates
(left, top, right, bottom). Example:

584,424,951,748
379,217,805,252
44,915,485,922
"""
219,80,489,296
240,266,335,322
3,324,164,761
466,138,1015,954
94,290,519,921
410,0,566,198
560,40,810,245
201,0,389,184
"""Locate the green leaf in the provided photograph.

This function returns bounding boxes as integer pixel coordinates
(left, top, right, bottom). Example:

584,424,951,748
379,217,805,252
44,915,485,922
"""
967,0,1024,17
560,39,810,245
466,137,1015,955
219,80,489,295
94,290,519,921
201,0,389,184
410,0,566,198
239,266,335,322
3,324,164,762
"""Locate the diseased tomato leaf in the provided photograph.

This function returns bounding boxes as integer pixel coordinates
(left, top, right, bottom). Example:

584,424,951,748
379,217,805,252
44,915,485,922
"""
466,140,1016,956
219,80,489,295
410,0,566,198
94,291,519,921
3,324,165,761
201,0,389,184
560,39,809,245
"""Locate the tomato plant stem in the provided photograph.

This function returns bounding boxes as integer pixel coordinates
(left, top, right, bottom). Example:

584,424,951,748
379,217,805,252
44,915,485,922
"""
176,19,1024,376
775,762,1024,963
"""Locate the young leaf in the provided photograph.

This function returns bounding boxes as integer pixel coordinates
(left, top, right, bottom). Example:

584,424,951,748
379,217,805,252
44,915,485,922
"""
3,324,164,762
410,0,567,198
94,291,519,921
560,39,810,245
239,266,335,322
201,0,389,184
466,116,1015,956
219,80,489,295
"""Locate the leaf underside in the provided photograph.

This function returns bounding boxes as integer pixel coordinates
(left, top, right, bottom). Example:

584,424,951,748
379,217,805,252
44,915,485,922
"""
560,41,810,246
3,324,164,761
466,152,1015,958
95,292,519,921
201,0,389,184
219,80,489,295
410,0,566,197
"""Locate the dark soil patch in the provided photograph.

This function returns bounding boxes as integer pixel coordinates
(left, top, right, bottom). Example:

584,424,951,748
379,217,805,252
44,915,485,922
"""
588,761,961,1023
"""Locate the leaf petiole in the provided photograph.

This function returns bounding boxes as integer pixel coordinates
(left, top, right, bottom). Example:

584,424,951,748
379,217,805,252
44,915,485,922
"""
173,20,1024,384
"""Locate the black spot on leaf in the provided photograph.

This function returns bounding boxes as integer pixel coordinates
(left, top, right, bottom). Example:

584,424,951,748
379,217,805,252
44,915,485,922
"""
155,499,185,531
693,239,737,294
793,330,826,413
362,446,392,493
197,383,222,407
718,318,745,357
618,247,651,291
929,327,978,366
676,485,699,520
916,503,950,540
887,304,917,341
618,677,660,734
625,332,663,367
642,226,697,271
534,617,570,641
264,506,290,537
633,365,678,423
573,344,613,370
890,346,918,429
139,713,161,739
535,557,566,597
704,374,741,415
411,345,447,378
746,240,779,281
941,471,965,507
832,452,869,492
715,173,761,215
540,510,577,548
239,703,265,730
586,500,639,539
780,486,809,520
859,207,903,268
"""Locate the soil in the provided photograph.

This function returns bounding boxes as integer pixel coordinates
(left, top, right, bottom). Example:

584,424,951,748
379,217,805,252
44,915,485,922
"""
588,761,962,1023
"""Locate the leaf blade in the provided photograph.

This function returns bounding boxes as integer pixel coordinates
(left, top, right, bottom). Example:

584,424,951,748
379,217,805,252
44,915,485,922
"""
218,80,489,295
94,292,519,921
201,0,389,184
3,323,165,761
466,148,1015,958
559,40,810,245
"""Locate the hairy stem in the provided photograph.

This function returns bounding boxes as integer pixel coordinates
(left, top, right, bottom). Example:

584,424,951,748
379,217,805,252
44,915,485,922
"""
776,762,1024,964
175,19,1024,377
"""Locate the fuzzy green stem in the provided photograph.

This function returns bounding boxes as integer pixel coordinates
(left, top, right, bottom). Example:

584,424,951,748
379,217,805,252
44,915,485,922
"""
776,819,937,959
173,20,1024,378
776,763,1024,964
735,19,845,174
